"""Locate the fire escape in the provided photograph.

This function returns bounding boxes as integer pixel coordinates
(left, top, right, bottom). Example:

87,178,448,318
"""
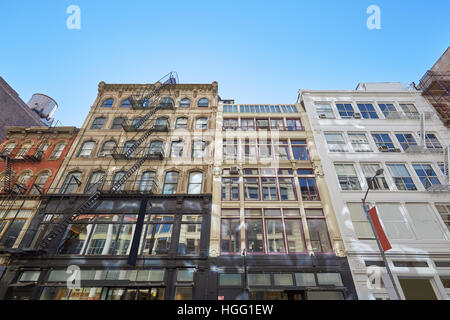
417,70,450,127
36,72,178,259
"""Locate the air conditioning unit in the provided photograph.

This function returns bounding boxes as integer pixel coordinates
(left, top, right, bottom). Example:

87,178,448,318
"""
319,114,327,119
230,166,240,175
378,145,389,152
353,113,362,119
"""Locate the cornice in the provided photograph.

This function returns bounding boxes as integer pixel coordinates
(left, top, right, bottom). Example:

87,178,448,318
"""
98,82,218,95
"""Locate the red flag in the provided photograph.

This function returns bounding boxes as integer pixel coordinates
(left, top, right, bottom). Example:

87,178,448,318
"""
368,207,392,252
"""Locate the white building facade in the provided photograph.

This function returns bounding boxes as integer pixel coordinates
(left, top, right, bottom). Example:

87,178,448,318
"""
299,83,450,300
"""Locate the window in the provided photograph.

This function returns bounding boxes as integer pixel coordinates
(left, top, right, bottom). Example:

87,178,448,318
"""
162,172,179,195
221,219,240,254
15,142,32,159
336,103,354,118
223,139,238,160
187,172,203,194
316,104,335,119
179,98,191,108
423,133,442,150
223,119,238,131
175,117,188,129
155,117,169,129
0,210,32,248
170,141,184,158
291,140,309,160
245,220,264,253
387,164,417,190
349,133,372,152
395,133,417,151
99,141,116,157
77,141,95,158
270,119,284,131
398,278,438,300
325,133,348,152
120,99,131,108
372,133,397,152
122,141,136,156
273,140,290,160
192,141,206,158
256,119,270,130
241,119,255,131
379,103,398,118
1,142,17,155
286,119,303,131
50,143,66,159
242,139,257,161
61,171,82,194
161,97,174,107
400,104,419,118
178,216,202,255
131,117,144,129
111,117,125,129
377,203,413,240
299,178,320,201
139,171,156,192
361,163,389,190
90,117,106,129
405,203,445,240
412,164,440,189
102,98,114,108
148,141,163,156
348,203,374,239
435,204,450,231
85,171,104,193
244,178,260,200
335,164,361,190
261,177,278,200
112,172,126,191
307,218,332,253
143,215,174,255
357,103,379,119
195,118,208,129
278,177,296,200
220,274,242,286
31,171,50,194
222,178,239,201
198,98,209,107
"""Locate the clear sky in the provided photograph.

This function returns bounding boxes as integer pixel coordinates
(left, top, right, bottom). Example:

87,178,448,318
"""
0,0,449,127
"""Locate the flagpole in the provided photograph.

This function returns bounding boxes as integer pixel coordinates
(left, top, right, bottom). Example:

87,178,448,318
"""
362,169,402,300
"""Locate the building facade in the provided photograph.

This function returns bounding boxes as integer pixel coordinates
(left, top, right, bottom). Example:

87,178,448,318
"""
0,77,47,142
0,78,219,300
0,126,78,279
209,102,357,300
299,82,450,300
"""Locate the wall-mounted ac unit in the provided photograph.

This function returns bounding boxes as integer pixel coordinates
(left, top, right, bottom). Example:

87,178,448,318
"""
379,145,389,152
353,113,362,119
319,114,327,119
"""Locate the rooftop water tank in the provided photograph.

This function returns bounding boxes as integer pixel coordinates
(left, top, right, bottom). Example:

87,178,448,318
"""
27,93,58,119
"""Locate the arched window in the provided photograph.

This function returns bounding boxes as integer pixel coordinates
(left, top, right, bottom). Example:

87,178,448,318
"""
179,98,191,108
120,99,131,108
162,97,174,106
131,117,144,129
99,140,116,157
175,117,188,129
31,171,51,194
163,171,179,195
187,172,203,194
15,142,33,159
195,117,208,129
170,141,184,158
50,143,67,159
154,117,169,130
61,171,82,194
77,141,96,158
139,171,156,192
148,141,164,155
142,98,151,108
111,117,125,129
112,171,126,191
123,140,136,156
85,171,105,193
1,142,17,156
198,98,209,107
17,171,32,188
91,117,106,129
102,98,114,108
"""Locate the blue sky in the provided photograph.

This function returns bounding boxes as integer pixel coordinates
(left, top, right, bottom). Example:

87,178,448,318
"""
0,0,449,127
